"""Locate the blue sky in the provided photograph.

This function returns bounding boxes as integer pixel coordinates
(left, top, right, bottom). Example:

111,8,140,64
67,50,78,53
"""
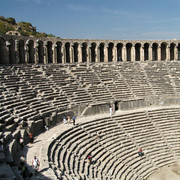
1,0,180,40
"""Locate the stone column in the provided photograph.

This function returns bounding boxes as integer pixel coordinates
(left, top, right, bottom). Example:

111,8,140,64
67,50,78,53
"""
113,45,117,62
86,44,90,63
6,41,10,64
140,46,144,61
131,45,135,62
78,44,82,63
88,44,91,63
166,45,170,61
95,44,98,62
69,44,73,63
148,45,151,61
104,44,108,62
53,44,57,64
157,44,161,61
149,44,153,61
72,44,75,63
24,42,29,64
175,45,178,60
61,44,65,64
34,41,39,64
122,46,126,61
44,42,48,64
15,40,19,64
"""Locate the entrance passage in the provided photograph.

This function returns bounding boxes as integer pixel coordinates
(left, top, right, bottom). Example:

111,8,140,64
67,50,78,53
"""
115,101,118,111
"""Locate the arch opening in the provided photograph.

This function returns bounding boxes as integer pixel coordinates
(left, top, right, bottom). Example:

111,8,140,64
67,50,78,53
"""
82,43,87,63
38,41,44,63
161,42,167,60
57,42,62,63
108,43,114,62
126,43,132,61
144,43,149,61
73,43,78,63
28,40,34,63
47,41,53,63
65,42,70,63
135,43,141,61
91,43,96,63
117,43,123,61
99,43,104,62
170,43,175,61
18,40,25,63
152,43,158,61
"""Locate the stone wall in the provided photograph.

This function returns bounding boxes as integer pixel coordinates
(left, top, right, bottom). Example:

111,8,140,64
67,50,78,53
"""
1,35,180,64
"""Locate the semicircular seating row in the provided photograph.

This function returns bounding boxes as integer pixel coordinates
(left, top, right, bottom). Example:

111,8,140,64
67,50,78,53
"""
47,107,180,180
1,61,180,179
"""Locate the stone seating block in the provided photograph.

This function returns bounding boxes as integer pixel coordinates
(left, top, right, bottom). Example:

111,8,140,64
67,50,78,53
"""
27,114,41,121
30,119,44,135
8,139,18,161
4,117,14,126
44,117,50,127
11,166,24,180
4,146,13,164
5,123,18,133
2,131,13,145
0,164,16,179
50,113,57,126
0,151,6,163
22,129,29,145
12,129,21,141
0,123,5,131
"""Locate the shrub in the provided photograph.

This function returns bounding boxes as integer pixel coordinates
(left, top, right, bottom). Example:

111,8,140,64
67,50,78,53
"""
6,17,16,25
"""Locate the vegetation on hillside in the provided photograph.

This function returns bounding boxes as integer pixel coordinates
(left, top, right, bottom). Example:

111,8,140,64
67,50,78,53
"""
0,16,56,37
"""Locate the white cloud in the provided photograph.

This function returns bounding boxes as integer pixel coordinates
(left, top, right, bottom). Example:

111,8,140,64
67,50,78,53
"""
141,31,180,40
15,0,28,2
111,27,126,32
101,8,153,21
66,4,93,12
15,0,45,4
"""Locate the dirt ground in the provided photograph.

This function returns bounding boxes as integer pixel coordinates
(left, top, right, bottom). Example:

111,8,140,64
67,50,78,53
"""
147,164,180,180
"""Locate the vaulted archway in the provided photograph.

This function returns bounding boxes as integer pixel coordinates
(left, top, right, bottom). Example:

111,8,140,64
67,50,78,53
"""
178,44,180,60
82,43,87,63
126,43,132,61
73,43,78,63
56,41,62,63
65,42,70,63
117,43,123,61
91,43,96,63
170,43,175,60
152,43,158,61
144,43,149,61
38,41,44,63
161,42,167,60
0,38,7,64
135,43,141,61
18,40,25,63
99,43,105,62
47,41,53,63
8,40,16,64
108,42,114,62
28,40,34,63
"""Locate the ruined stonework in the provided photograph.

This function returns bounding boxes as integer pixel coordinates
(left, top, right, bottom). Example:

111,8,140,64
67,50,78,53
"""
1,35,180,179
0,35,180,64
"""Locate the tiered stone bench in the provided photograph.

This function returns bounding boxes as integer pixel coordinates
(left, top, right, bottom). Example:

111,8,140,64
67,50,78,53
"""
46,107,180,180
1,62,180,179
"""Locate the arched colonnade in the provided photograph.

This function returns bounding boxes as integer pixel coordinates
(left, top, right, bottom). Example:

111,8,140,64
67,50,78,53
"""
1,36,180,64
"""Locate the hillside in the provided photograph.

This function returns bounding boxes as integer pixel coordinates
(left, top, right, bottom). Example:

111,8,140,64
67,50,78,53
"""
0,16,56,37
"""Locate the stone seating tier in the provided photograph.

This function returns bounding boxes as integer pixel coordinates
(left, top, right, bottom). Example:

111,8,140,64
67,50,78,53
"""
2,62,180,179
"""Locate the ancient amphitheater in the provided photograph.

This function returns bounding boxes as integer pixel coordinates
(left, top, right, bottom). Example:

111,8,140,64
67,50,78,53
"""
1,35,180,180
